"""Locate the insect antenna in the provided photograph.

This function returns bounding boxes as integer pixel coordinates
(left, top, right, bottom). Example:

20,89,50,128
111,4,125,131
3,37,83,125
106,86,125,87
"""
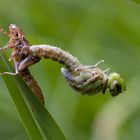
0,45,9,51
0,27,11,51
0,27,9,37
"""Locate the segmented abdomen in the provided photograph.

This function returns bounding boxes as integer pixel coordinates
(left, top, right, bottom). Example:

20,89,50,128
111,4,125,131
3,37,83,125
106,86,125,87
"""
20,69,44,104
30,45,81,71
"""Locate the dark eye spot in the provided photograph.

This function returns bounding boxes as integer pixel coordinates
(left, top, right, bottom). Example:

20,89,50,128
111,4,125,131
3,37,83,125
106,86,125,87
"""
110,80,122,96
15,33,18,37
93,72,98,75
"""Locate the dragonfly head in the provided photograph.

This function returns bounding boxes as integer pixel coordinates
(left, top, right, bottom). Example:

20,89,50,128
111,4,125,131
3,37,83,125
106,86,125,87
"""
108,73,126,96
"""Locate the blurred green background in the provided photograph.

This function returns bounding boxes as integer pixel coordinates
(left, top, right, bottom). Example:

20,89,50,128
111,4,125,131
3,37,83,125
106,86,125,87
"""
0,0,140,140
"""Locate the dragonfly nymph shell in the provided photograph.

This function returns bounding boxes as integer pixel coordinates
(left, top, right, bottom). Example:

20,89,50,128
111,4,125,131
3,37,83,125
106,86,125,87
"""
20,69,44,104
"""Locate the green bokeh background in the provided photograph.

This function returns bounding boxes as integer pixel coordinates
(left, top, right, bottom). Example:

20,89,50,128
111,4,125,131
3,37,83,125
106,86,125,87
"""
0,0,140,140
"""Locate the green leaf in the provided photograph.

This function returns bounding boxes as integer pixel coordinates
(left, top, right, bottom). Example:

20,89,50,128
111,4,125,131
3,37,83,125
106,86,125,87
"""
0,54,43,139
0,52,67,140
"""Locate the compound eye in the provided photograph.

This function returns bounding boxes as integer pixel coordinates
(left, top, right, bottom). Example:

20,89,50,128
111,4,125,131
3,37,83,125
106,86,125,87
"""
108,72,126,96
110,80,122,96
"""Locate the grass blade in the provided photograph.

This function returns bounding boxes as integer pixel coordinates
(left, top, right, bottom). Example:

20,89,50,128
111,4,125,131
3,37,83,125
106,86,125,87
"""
0,53,43,139
0,52,67,140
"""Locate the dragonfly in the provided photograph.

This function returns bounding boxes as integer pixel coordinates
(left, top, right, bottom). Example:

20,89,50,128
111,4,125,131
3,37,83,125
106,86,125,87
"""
0,24,126,104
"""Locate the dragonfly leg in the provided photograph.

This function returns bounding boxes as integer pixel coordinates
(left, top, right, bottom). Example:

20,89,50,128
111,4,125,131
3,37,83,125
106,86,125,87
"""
0,72,18,76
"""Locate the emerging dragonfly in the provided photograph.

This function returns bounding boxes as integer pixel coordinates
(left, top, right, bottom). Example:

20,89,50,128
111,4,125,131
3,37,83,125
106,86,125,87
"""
0,24,126,104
